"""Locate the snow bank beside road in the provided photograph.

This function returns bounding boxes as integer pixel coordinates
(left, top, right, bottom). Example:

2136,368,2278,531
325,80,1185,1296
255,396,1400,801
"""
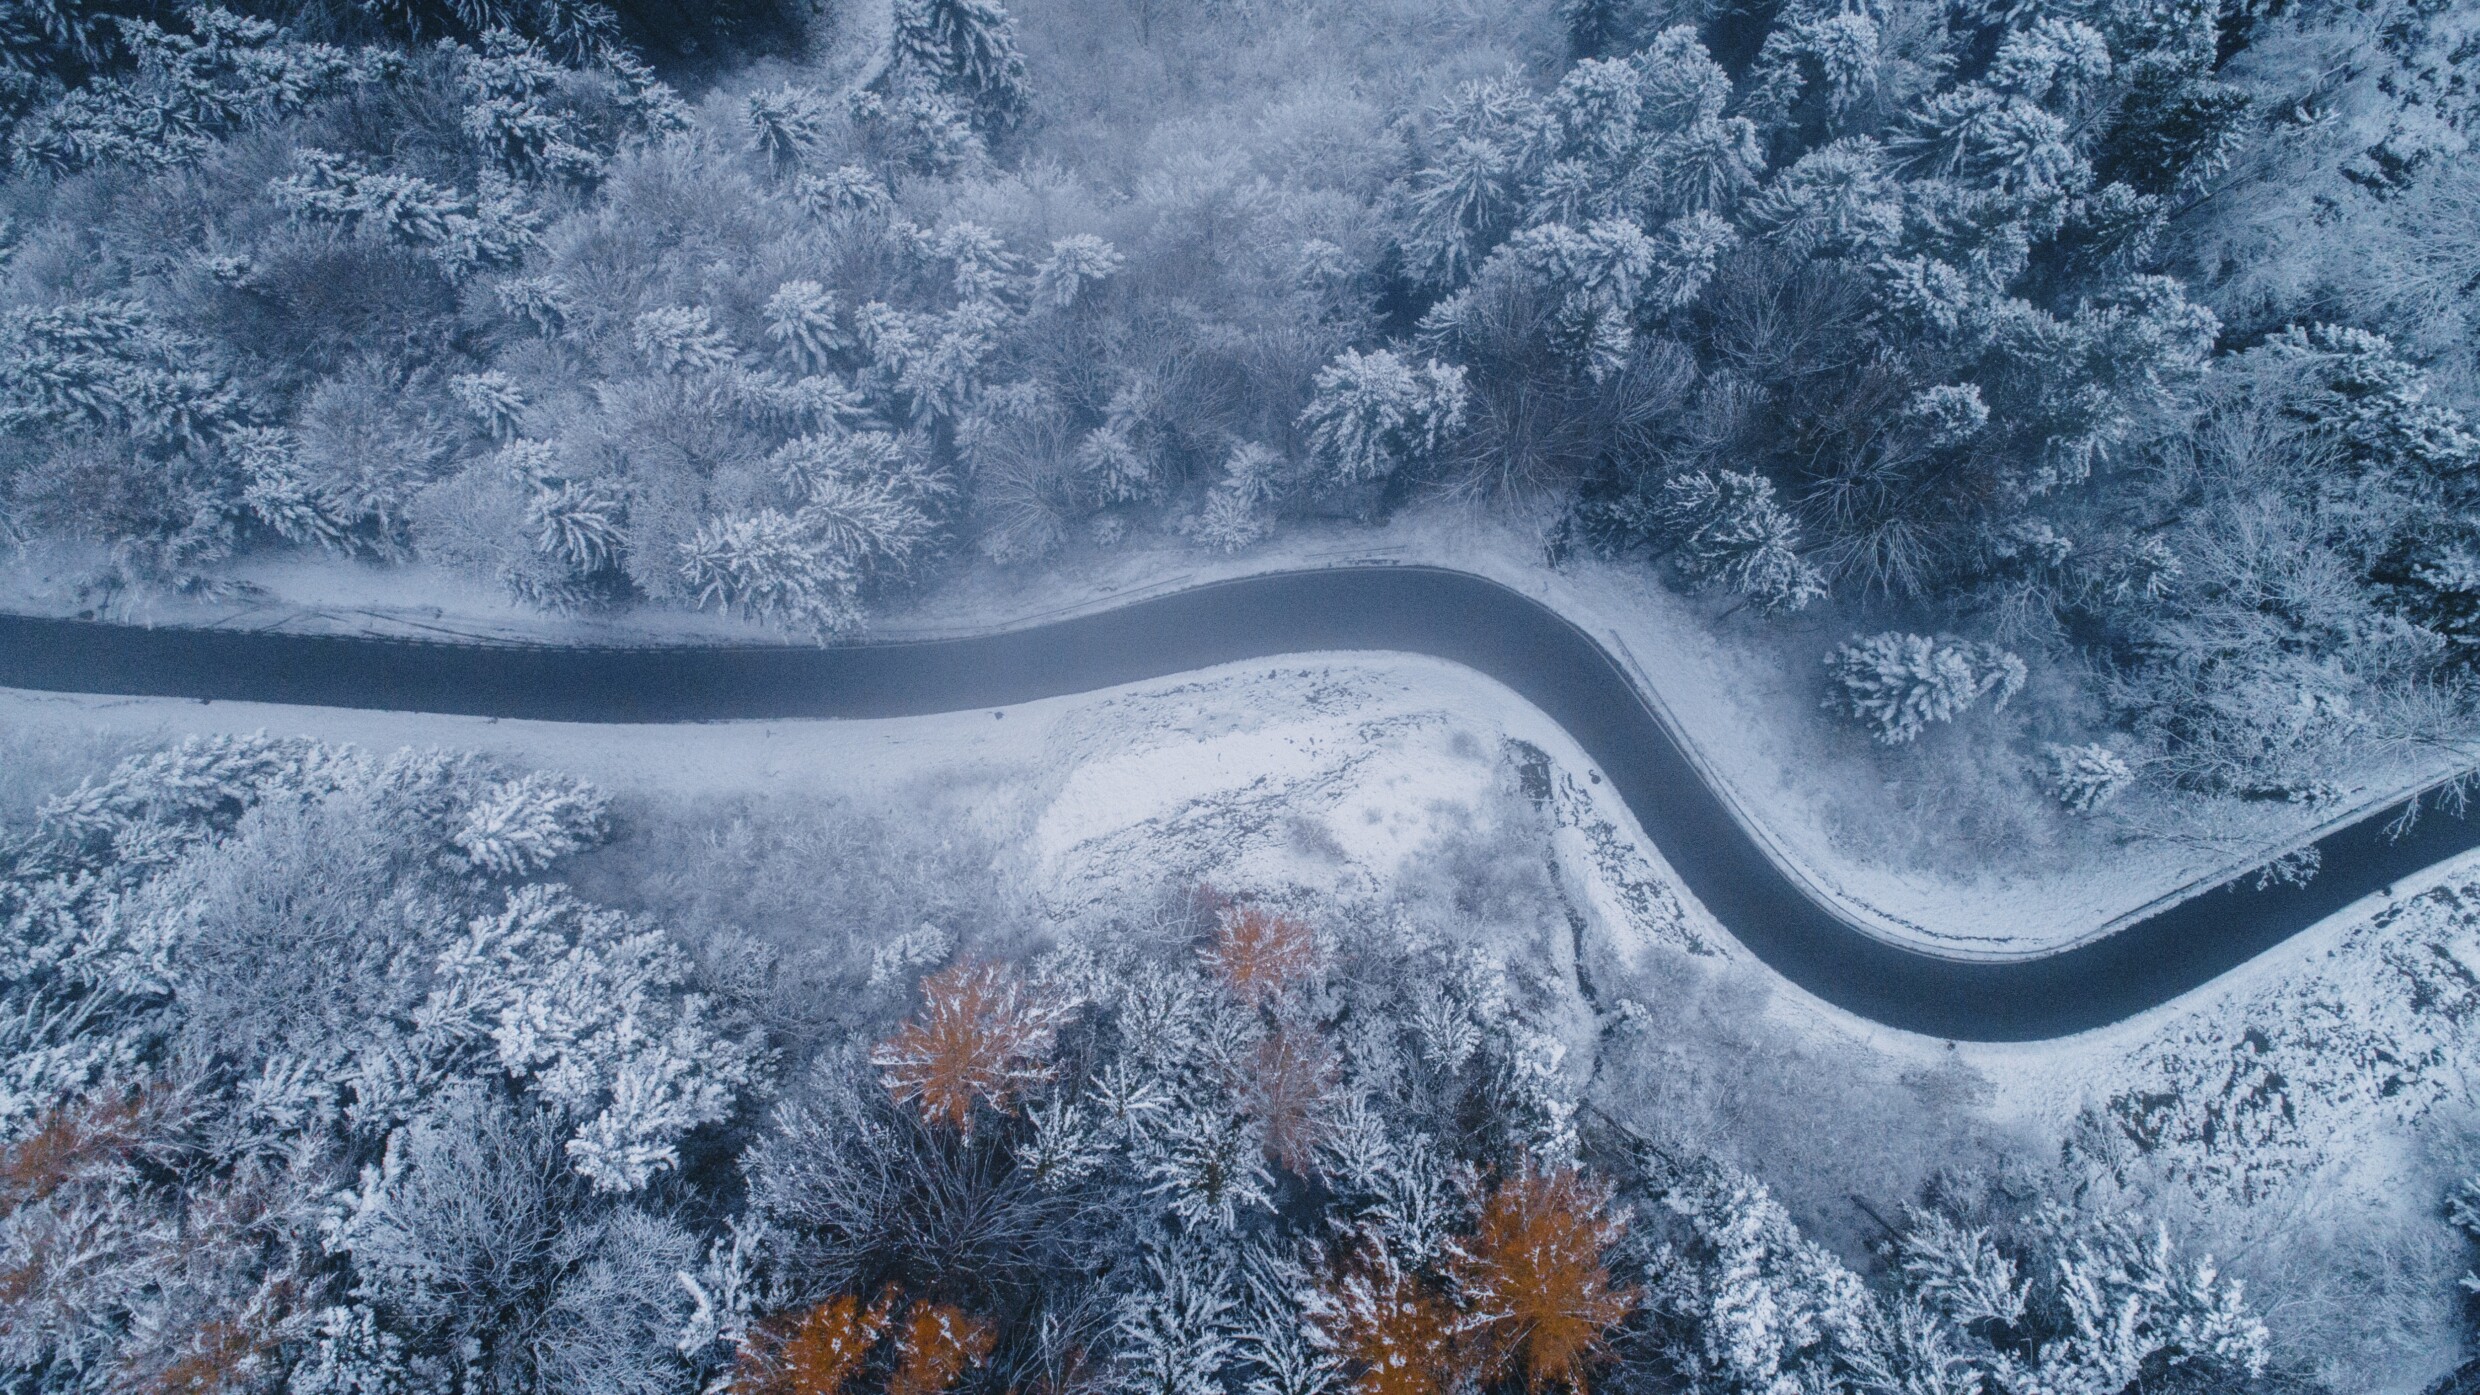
0,652,1717,971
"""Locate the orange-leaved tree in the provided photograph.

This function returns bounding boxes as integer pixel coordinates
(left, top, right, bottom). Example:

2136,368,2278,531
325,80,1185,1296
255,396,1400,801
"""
1304,1244,1464,1395
1204,904,1320,1007
737,1292,899,1395
1448,1168,1636,1394
873,961,1062,1135
2,1086,169,1215
885,1302,996,1395
138,1314,280,1395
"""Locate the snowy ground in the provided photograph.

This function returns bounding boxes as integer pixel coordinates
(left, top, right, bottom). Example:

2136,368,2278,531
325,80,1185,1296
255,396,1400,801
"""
5,650,2468,1145
0,651,1721,967
1,505,2464,963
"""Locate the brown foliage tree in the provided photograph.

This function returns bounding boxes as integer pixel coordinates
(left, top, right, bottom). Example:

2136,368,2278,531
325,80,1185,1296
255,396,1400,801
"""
1305,1245,1463,1395
1,1087,170,1215
1204,905,1319,1007
886,1302,996,1395
738,1291,899,1395
873,961,1062,1135
1448,1168,1635,1394
138,1315,275,1395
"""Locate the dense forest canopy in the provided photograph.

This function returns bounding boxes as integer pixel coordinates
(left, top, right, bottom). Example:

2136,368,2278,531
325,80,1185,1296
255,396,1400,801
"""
14,2,2480,1389
0,734,2300,1395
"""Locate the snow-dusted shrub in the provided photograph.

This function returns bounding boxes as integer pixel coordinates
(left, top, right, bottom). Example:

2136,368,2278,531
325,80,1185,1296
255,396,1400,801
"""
2044,741,2135,812
1650,469,1826,614
452,771,609,876
1826,633,2025,744
430,884,767,1191
1298,348,1469,485
680,508,865,635
1643,1155,2270,1393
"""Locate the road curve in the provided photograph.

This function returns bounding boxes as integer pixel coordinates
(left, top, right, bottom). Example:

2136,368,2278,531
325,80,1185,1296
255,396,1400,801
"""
0,565,2466,1042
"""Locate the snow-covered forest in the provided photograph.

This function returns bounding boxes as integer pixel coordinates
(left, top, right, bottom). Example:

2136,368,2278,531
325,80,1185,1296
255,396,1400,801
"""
12,0,2480,1388
2,732,2326,1395
4,0,2480,814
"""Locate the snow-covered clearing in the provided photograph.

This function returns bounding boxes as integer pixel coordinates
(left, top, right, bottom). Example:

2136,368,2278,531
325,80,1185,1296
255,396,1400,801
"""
0,651,1720,965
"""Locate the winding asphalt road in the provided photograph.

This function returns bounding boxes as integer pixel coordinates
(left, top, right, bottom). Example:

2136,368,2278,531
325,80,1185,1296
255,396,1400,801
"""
0,565,2466,1042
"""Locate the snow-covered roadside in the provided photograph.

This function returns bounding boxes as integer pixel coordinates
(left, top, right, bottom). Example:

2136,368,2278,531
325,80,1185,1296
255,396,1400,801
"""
3,502,2461,957
0,652,1723,969
14,658,2478,1191
0,649,2453,1069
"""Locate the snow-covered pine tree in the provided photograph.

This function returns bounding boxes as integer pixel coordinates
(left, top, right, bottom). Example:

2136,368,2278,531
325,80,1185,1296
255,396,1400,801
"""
9,9,361,174
1113,1238,1240,1395
679,508,864,634
1484,220,1660,382
424,883,765,1191
1744,138,1904,261
1643,1157,1879,1391
2264,324,2480,479
745,84,833,174
1825,633,2024,743
1181,443,1282,554
1136,1101,1275,1233
273,151,539,283
767,431,950,580
1299,349,1469,486
2043,742,2135,812
526,476,626,575
764,280,850,373
0,297,246,450
450,770,609,877
632,306,739,377
449,371,527,441
1030,234,1124,309
1645,470,1825,614
458,29,602,185
1235,1249,1340,1395
887,0,1031,133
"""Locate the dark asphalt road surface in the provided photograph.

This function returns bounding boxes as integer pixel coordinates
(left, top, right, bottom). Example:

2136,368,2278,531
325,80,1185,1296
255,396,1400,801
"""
2,566,2463,1041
